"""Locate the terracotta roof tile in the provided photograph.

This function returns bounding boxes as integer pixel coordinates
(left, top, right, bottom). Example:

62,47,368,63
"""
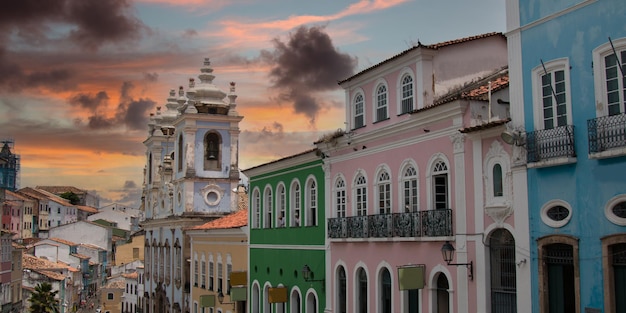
35,269,66,281
79,243,106,250
71,253,91,260
191,209,248,230
48,237,78,246
104,280,126,289
76,205,98,213
459,118,511,133
122,272,138,279
23,254,65,270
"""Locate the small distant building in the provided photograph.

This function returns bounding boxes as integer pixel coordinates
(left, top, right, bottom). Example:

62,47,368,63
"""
36,186,100,208
100,280,125,313
122,271,139,313
0,140,20,192
115,230,145,267
22,254,70,313
1,229,13,313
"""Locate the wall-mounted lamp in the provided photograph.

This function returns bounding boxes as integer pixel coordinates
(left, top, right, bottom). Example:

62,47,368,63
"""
441,241,473,281
301,265,324,284
500,130,525,147
217,290,234,305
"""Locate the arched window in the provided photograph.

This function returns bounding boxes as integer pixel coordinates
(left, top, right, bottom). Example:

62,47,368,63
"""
175,239,181,283
306,292,318,313
306,179,317,226
376,85,388,121
200,254,206,289
165,241,171,285
490,229,516,312
204,131,221,170
357,268,368,313
335,178,346,218
291,181,301,227
209,255,214,291
264,187,273,228
354,174,368,216
252,284,260,313
401,165,418,212
148,152,153,184
252,189,260,229
290,290,301,313
401,74,414,114
432,161,449,210
277,184,286,227
193,253,199,287
177,134,183,172
337,266,347,313
263,285,271,313
538,236,579,313
379,268,391,313
354,94,364,129
376,170,391,214
144,240,151,278
493,164,503,197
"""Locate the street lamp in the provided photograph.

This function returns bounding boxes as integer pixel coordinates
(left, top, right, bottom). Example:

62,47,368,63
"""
217,290,234,305
301,265,324,283
441,241,473,281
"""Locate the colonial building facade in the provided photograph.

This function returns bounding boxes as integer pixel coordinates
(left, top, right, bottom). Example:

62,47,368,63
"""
506,0,626,312
141,58,243,313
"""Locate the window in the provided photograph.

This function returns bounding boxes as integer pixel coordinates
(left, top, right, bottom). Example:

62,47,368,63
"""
540,200,572,228
290,290,301,313
165,244,171,284
538,236,580,313
201,259,206,288
354,174,368,216
435,274,449,313
175,243,181,283
227,262,232,294
354,94,364,129
306,179,317,226
432,161,449,210
218,261,223,292
401,74,414,114
490,229,517,313
376,170,391,214
291,181,301,227
204,131,221,170
379,268,392,313
209,258,214,291
177,134,183,171
607,195,626,226
264,187,272,228
594,38,626,116
376,84,388,122
357,268,368,313
108,293,114,300
133,248,139,259
602,235,626,313
277,184,286,227
493,164,503,197
194,258,199,287
253,189,260,229
337,266,347,313
532,58,571,130
401,165,418,212
335,178,346,218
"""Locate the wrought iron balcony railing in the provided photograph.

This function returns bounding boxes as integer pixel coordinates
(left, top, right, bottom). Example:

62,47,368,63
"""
328,209,452,239
526,125,576,163
588,114,626,153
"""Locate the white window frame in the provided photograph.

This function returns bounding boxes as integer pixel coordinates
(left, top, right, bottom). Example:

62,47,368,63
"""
531,58,573,130
252,188,260,229
593,37,626,117
375,167,392,214
305,177,318,226
290,180,301,227
276,183,286,227
540,199,573,228
373,80,389,122
353,171,368,216
334,176,346,218
397,68,415,115
264,185,273,228
399,160,419,213
426,154,450,210
353,91,365,129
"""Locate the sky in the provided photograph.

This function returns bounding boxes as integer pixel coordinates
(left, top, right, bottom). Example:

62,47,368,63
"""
0,0,506,208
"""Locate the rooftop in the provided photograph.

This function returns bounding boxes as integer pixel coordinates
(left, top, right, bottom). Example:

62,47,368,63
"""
191,209,248,230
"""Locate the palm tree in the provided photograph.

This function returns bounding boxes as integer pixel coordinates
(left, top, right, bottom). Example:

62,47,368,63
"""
29,282,60,313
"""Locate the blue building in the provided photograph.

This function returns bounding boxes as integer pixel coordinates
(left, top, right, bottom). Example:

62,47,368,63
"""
507,0,626,312
0,140,19,191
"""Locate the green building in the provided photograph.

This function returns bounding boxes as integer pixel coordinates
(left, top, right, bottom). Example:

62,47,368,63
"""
243,149,326,313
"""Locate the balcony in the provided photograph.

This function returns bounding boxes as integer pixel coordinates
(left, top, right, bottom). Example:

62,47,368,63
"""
328,209,452,239
526,125,576,167
588,114,626,158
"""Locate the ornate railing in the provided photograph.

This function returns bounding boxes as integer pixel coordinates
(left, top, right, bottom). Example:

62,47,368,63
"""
526,125,576,163
588,114,626,153
328,209,452,239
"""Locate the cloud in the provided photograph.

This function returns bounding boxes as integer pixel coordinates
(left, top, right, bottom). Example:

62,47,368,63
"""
263,26,356,124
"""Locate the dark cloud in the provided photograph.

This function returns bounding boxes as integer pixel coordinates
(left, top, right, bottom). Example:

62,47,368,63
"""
0,0,145,49
69,91,109,111
70,81,155,131
263,26,356,124
123,180,137,189
183,29,198,37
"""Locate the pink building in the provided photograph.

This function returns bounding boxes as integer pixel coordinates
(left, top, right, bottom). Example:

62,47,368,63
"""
317,33,529,313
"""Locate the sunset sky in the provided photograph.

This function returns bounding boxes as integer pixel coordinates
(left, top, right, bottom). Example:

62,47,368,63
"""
0,0,506,207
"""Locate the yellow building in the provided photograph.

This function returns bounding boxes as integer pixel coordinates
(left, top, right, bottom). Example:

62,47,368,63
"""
100,280,125,313
115,231,145,266
187,209,248,313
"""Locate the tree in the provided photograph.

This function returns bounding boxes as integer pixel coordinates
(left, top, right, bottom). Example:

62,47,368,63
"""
59,191,80,205
29,282,60,313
